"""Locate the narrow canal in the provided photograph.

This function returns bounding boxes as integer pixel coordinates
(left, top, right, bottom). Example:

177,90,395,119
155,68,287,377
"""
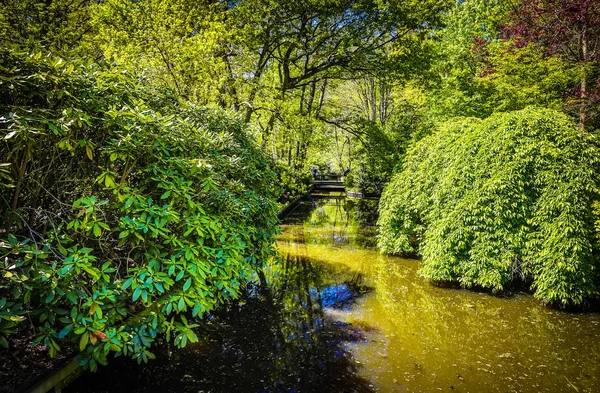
67,196,600,393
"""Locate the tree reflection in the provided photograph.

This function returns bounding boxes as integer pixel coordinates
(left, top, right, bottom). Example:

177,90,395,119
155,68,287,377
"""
280,198,378,249
67,251,373,393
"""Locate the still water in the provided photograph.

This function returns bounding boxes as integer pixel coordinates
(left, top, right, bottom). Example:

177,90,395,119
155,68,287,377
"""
67,196,600,393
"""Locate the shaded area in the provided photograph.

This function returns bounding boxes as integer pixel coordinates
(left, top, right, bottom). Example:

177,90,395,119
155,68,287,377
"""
66,251,374,393
0,327,76,393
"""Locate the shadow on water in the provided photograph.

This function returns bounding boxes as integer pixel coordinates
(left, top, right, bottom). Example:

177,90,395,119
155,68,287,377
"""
66,251,375,393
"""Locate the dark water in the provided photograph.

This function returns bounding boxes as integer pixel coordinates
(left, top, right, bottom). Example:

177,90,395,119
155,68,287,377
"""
66,196,600,393
65,197,377,393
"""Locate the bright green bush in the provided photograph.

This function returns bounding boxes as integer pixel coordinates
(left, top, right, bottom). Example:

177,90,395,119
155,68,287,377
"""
0,48,279,368
378,108,600,306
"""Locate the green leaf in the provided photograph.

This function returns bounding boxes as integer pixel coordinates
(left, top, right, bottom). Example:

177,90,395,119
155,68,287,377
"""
82,266,99,279
132,287,142,302
45,292,55,303
122,277,134,290
160,190,171,199
185,329,198,343
105,174,115,188
57,244,68,256
79,332,89,351
58,325,73,339
65,291,78,304
183,278,192,291
192,304,202,317
85,145,93,161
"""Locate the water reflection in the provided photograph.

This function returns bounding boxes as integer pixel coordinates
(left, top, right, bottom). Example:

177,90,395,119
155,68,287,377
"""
67,246,374,393
337,256,600,393
280,197,378,249
67,196,600,393
280,198,600,393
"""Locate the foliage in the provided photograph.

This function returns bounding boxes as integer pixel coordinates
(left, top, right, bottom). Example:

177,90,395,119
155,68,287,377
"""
424,0,508,120
275,161,311,199
88,0,450,193
424,0,573,122
91,0,229,103
503,0,600,130
0,0,94,52
378,108,600,306
0,49,279,369
479,42,576,114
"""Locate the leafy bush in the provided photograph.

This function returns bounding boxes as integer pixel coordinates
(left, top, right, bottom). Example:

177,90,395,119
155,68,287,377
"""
0,48,279,368
343,172,355,189
350,163,389,195
276,162,311,199
378,108,600,306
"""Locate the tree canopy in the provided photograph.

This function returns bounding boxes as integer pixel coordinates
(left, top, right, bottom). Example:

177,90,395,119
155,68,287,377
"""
378,108,600,306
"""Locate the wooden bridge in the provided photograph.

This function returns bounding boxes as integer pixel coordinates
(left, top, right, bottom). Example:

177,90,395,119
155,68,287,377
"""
312,180,345,193
277,179,380,220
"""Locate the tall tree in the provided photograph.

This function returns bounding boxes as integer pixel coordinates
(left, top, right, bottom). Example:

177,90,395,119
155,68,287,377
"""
91,0,228,103
229,0,449,171
504,0,600,131
0,0,94,52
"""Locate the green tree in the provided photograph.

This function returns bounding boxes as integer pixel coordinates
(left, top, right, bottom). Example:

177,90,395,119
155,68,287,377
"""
0,49,279,368
425,0,579,122
91,0,229,103
88,0,450,193
378,108,600,306
503,0,600,131
0,0,94,52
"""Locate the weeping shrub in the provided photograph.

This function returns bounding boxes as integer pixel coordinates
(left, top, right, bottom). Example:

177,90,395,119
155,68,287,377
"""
378,108,600,306
0,48,279,369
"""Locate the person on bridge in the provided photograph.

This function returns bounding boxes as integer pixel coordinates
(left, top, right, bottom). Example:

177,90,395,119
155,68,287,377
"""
311,167,318,179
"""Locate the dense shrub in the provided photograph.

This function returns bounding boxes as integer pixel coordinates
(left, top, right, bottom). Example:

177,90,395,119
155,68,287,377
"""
276,161,311,199
0,49,279,368
378,108,600,306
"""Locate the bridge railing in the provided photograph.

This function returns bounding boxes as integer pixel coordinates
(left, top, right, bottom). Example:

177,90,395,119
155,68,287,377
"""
313,173,342,181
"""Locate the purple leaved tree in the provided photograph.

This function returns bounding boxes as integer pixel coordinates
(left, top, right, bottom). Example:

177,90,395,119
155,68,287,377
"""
504,0,600,131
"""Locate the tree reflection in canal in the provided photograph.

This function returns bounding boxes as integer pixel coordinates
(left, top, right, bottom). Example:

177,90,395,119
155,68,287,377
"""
68,196,600,393
280,198,600,393
67,227,374,393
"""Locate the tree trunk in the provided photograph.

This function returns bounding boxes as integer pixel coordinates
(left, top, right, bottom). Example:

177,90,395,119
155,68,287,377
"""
224,55,240,111
379,79,389,126
306,80,317,114
299,85,306,114
244,47,268,123
315,79,327,118
369,77,377,122
261,113,276,150
7,142,31,229
579,35,588,132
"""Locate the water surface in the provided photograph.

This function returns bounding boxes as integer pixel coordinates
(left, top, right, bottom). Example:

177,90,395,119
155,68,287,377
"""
280,197,600,393
66,196,600,393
